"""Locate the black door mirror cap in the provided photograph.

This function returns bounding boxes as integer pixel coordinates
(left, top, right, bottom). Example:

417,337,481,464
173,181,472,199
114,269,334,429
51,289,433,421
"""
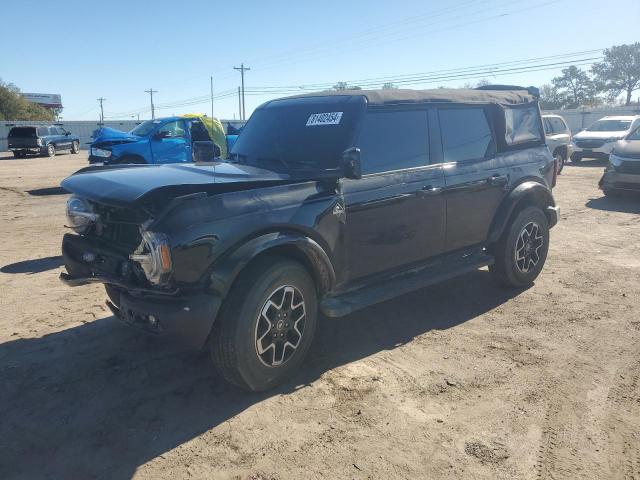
341,147,362,179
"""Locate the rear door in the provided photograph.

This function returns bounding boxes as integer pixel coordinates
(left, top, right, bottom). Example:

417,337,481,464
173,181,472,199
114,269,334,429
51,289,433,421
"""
150,120,190,163
439,106,508,251
341,107,446,281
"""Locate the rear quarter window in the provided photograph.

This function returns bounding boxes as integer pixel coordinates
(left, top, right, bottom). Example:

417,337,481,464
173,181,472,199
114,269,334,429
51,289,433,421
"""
438,108,494,162
504,104,544,146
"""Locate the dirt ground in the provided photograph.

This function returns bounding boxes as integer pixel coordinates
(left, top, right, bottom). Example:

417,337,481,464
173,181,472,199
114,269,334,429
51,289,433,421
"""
0,151,639,480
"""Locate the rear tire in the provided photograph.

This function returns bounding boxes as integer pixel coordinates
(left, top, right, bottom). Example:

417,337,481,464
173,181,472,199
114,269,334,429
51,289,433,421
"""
571,153,582,163
554,152,565,174
71,141,80,154
210,256,318,392
12,151,23,158
489,206,550,288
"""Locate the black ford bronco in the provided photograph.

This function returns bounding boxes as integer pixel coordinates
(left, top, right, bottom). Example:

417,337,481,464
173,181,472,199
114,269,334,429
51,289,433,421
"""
60,87,559,391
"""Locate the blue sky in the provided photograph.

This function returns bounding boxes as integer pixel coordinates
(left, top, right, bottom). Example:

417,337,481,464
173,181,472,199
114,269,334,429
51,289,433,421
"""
2,0,639,121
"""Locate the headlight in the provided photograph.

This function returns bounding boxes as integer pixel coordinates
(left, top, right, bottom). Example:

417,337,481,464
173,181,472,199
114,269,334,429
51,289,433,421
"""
37,138,42,146
92,147,112,158
65,196,98,233
609,153,624,167
130,231,173,285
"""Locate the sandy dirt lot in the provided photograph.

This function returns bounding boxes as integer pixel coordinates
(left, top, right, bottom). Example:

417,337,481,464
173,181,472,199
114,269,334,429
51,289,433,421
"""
0,151,639,480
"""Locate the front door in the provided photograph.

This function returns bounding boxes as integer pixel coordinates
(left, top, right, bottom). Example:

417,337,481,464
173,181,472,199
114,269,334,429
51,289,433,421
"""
150,120,190,163
438,106,508,251
342,108,446,282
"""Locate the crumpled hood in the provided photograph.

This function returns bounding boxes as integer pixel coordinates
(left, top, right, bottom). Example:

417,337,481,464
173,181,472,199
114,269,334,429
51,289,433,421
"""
574,130,629,141
61,162,291,207
92,127,141,146
613,140,640,159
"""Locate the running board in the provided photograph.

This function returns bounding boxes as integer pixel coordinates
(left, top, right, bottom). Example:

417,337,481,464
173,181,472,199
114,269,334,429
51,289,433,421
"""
320,251,494,318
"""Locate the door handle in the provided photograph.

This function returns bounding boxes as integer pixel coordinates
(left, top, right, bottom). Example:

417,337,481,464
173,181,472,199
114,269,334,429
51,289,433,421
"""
417,185,443,197
488,174,508,187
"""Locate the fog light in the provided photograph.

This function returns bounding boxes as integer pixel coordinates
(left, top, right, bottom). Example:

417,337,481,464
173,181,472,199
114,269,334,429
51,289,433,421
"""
82,252,96,262
148,315,158,326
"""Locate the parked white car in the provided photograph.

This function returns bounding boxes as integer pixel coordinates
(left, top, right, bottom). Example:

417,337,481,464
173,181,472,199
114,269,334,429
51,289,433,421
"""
572,115,640,163
542,114,573,174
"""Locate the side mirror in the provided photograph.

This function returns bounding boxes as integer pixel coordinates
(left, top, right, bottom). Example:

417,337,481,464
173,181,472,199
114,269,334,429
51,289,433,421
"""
341,147,361,179
213,143,221,158
65,131,71,136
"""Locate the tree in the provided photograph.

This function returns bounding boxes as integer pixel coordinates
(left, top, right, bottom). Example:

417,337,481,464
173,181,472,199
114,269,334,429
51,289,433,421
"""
551,66,596,108
538,84,563,110
0,79,55,121
382,82,398,89
592,42,640,106
332,82,361,91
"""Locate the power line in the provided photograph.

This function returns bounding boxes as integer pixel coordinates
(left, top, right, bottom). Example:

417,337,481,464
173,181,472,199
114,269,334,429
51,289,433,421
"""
144,88,158,119
233,63,251,120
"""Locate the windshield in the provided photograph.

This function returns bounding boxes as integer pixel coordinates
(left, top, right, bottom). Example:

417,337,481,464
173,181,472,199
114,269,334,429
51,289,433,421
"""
229,96,365,175
586,119,632,132
129,119,162,137
627,127,640,141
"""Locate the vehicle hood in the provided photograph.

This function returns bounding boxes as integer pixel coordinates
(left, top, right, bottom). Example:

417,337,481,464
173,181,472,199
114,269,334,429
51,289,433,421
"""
92,127,141,147
574,130,628,140
61,162,292,207
613,140,640,159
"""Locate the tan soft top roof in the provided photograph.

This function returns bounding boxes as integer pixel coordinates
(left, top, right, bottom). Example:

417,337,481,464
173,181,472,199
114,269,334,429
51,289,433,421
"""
280,87,537,107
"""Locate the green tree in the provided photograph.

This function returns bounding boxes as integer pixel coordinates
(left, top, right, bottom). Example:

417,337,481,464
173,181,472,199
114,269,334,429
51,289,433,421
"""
332,82,362,91
551,66,596,108
0,79,54,121
538,84,563,110
592,42,640,106
382,82,398,89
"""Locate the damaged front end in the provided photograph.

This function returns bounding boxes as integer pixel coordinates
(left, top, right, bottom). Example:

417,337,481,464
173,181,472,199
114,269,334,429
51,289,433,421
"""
60,195,219,348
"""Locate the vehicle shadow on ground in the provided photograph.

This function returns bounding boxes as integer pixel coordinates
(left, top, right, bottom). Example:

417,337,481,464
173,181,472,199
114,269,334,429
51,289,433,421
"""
27,187,69,196
0,270,522,480
1,255,64,274
586,194,640,214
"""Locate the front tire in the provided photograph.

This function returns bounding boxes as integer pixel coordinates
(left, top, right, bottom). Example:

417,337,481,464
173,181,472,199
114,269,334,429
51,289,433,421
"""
211,256,318,392
45,144,56,157
489,206,550,288
71,141,80,154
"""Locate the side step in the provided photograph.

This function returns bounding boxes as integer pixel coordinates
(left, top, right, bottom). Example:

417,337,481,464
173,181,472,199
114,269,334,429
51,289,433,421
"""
320,251,494,318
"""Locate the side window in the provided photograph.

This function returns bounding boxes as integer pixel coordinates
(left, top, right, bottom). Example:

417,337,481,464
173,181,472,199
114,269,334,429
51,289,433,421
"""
56,127,67,135
48,127,58,135
543,118,551,135
357,110,429,174
438,108,493,162
157,120,186,138
37,127,48,136
550,118,566,134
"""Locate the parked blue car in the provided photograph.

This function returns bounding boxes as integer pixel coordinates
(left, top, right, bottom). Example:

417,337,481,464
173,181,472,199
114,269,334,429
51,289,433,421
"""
8,125,80,158
89,115,241,165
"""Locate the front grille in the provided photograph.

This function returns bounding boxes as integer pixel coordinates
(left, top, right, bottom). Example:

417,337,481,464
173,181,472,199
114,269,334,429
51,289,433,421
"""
576,139,605,149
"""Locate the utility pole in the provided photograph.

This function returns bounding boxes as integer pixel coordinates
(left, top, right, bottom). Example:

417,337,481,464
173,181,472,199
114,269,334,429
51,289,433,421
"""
145,88,157,119
97,97,106,122
238,86,242,121
233,63,250,120
210,76,215,122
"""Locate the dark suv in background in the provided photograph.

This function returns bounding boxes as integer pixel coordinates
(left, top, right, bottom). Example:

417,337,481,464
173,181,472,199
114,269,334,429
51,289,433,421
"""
60,87,559,391
8,125,80,158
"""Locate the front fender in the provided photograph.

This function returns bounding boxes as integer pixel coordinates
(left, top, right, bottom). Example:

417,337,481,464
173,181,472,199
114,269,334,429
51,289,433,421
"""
209,232,336,298
487,180,556,244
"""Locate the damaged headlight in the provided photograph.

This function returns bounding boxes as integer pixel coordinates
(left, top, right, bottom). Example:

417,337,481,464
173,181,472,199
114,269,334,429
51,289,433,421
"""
91,147,112,158
66,195,98,233
129,231,173,285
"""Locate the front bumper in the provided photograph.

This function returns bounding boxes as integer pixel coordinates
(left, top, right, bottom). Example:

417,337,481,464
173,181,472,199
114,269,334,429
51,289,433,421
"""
599,170,640,192
546,205,560,228
61,233,220,350
572,141,616,159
